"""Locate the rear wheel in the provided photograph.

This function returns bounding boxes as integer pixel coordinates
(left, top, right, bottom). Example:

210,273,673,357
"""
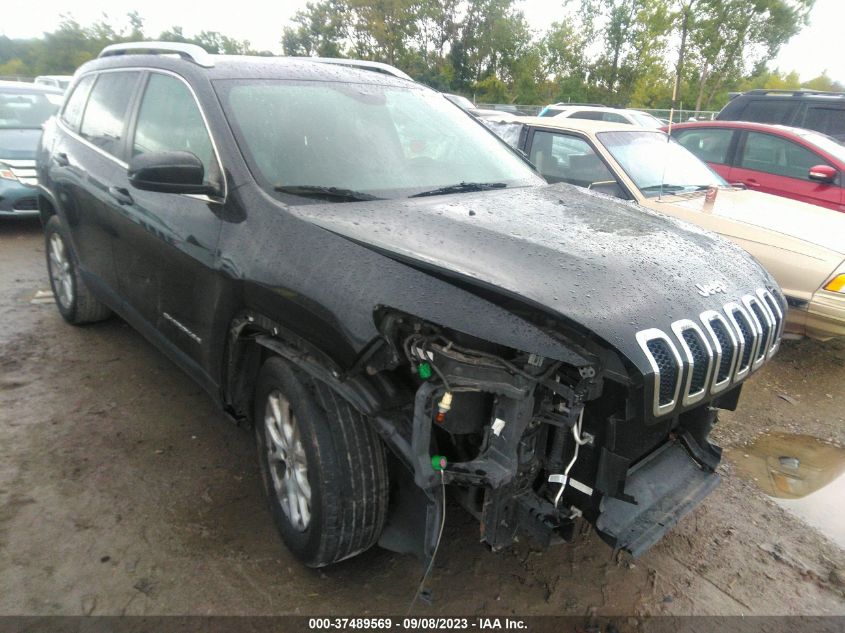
44,216,111,325
254,356,389,567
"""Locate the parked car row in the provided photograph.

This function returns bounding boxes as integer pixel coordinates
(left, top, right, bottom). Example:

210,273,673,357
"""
32,42,791,574
0,81,62,216
480,116,845,342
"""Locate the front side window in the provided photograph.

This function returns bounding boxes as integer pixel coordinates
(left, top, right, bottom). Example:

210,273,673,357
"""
214,79,542,203
79,71,140,157
529,130,615,187
132,73,215,179
61,75,96,131
599,130,725,197
570,110,604,121
740,131,828,180
0,88,61,130
674,128,734,165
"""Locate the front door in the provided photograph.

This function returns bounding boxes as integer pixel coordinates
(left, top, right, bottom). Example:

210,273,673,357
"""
111,71,225,376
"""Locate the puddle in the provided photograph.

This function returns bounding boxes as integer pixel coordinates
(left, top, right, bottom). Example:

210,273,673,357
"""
725,432,845,549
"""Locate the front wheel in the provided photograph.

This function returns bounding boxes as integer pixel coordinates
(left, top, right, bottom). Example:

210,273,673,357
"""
254,357,389,567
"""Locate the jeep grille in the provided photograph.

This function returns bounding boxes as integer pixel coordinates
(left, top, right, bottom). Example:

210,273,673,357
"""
637,288,782,417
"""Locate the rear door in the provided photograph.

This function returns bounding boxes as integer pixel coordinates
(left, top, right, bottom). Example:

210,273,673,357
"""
113,70,225,377
798,104,845,142
728,130,841,209
49,71,141,298
672,127,736,180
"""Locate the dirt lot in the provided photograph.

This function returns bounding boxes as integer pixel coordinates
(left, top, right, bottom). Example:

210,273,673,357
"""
1,216,844,617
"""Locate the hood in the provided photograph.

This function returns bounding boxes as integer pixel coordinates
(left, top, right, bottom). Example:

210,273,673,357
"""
0,128,41,160
290,183,779,367
668,188,845,256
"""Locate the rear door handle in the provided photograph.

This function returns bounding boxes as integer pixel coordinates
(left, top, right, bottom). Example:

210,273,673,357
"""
744,178,759,187
52,152,69,167
108,186,134,206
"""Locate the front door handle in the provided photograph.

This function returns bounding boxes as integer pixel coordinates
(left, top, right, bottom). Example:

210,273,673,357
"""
52,152,69,167
744,178,759,188
108,186,134,206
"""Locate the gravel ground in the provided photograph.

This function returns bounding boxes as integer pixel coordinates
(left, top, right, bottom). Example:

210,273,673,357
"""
1,216,843,617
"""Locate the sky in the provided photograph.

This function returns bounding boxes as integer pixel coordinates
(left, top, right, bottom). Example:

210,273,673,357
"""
4,0,844,83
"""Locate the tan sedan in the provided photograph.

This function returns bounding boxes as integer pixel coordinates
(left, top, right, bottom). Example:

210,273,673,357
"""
486,116,845,340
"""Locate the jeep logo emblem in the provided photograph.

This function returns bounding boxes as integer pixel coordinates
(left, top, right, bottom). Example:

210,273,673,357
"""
696,281,727,297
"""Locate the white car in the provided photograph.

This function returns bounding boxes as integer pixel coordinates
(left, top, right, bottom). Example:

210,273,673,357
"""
538,103,663,128
34,75,72,91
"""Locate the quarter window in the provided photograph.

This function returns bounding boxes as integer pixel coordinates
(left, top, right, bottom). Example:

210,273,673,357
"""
529,130,616,187
740,132,829,180
79,72,140,157
132,73,215,178
802,106,845,140
675,128,734,164
61,75,95,131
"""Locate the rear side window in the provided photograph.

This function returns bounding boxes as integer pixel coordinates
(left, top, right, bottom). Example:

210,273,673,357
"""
570,110,604,121
675,128,734,164
739,99,797,124
739,131,828,179
61,75,95,131
79,71,140,157
132,73,215,177
802,106,845,139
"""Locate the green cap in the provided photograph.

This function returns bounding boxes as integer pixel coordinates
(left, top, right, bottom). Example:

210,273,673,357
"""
418,362,432,380
431,455,447,471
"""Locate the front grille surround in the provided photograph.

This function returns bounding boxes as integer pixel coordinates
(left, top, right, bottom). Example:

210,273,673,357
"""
743,294,774,371
636,328,683,418
671,319,714,406
636,287,782,418
724,302,759,381
699,310,738,394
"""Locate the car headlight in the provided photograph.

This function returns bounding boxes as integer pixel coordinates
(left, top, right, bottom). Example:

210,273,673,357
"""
0,163,18,181
824,273,845,294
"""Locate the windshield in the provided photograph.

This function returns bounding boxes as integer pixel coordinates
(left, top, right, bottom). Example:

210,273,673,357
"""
0,89,61,129
598,130,726,197
629,112,664,129
215,79,542,203
799,130,845,163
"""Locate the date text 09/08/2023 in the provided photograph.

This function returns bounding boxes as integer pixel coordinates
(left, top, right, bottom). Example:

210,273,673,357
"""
308,618,528,630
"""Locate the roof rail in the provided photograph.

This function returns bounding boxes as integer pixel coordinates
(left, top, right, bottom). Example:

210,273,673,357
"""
294,57,412,81
745,88,845,97
550,102,611,108
99,42,215,68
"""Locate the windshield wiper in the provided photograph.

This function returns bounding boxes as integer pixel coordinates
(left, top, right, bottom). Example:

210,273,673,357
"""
273,185,382,202
410,181,507,198
641,184,712,193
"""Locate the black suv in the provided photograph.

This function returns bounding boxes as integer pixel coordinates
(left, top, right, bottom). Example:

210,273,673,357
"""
37,42,786,569
717,89,845,141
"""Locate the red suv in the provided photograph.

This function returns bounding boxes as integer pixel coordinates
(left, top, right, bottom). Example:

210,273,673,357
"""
667,121,845,213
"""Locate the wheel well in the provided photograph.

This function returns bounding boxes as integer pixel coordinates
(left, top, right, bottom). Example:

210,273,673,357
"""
38,194,56,227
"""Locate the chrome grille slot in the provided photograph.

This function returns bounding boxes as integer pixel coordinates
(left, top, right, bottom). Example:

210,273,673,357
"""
671,319,713,406
724,303,757,380
743,295,773,371
758,288,783,357
636,328,682,417
700,310,738,394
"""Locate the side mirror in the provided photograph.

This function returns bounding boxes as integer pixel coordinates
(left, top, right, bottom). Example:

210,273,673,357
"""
128,151,215,195
808,164,837,184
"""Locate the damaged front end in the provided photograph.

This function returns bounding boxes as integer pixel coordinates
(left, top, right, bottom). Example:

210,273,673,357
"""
365,311,729,564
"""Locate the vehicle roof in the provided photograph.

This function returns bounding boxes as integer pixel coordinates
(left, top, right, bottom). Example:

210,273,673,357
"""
0,80,63,94
35,75,72,80
666,120,844,149
515,116,656,135
78,52,416,88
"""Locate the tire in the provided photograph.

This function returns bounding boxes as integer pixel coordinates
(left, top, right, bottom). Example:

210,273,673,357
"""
44,215,111,325
254,356,389,567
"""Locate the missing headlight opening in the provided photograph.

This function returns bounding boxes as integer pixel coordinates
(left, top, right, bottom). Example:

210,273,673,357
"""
364,306,756,565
